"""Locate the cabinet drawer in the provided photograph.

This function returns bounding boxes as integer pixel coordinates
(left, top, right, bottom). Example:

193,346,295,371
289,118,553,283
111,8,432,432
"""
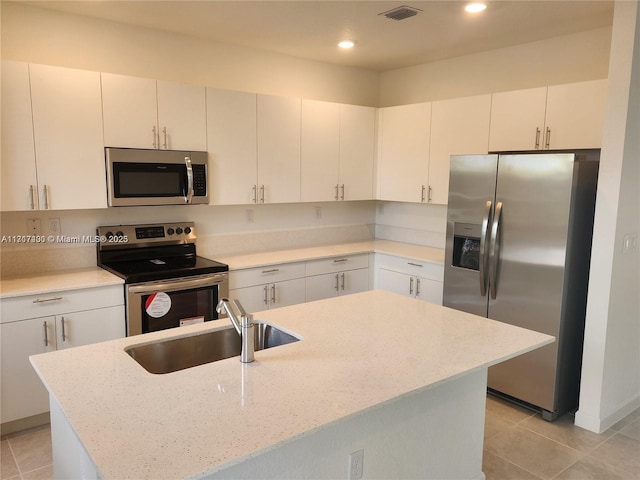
375,254,444,281
1,285,124,323
305,254,369,276
229,262,306,289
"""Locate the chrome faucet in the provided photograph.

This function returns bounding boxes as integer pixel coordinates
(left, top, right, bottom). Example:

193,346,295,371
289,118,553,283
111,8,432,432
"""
216,298,255,363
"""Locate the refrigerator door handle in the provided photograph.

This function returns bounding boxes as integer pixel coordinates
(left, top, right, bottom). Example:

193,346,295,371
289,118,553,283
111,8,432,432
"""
479,200,493,296
489,201,503,300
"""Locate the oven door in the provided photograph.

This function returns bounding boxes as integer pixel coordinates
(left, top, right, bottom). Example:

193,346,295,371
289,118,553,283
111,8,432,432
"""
126,273,229,336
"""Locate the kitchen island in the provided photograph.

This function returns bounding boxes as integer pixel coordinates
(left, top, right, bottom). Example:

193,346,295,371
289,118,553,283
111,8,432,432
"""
30,290,553,480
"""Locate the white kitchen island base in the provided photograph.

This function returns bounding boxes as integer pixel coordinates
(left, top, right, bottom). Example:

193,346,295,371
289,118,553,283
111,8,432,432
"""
32,291,552,480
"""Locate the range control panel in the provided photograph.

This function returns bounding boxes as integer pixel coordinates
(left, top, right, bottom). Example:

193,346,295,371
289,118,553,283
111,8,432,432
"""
96,222,196,249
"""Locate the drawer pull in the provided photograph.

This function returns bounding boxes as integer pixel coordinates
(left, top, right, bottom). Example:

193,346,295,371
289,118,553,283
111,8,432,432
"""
261,268,280,274
33,296,63,304
407,262,423,267
333,258,348,263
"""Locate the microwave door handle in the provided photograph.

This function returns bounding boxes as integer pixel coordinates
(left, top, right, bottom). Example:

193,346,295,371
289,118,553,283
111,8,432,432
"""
184,156,194,204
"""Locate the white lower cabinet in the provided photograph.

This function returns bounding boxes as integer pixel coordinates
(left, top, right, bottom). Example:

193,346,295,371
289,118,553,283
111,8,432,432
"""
305,255,369,302
376,254,444,305
0,286,125,428
229,262,307,312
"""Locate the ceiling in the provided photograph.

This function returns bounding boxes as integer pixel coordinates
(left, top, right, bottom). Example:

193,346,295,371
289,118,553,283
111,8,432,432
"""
18,1,615,71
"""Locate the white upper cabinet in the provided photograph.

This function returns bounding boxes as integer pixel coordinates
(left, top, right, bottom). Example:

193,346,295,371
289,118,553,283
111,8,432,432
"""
544,79,608,150
1,61,38,211
30,64,107,210
102,73,206,151
429,94,491,205
301,101,376,202
301,100,340,202
489,79,607,152
206,88,258,205
488,86,548,152
377,102,431,203
339,104,376,201
257,95,301,204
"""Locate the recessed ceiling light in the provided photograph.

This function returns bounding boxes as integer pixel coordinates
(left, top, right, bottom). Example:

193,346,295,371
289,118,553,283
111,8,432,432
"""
338,40,356,49
465,3,487,13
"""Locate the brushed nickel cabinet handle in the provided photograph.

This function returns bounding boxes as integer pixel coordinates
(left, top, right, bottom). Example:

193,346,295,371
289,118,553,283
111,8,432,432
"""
421,185,426,203
340,184,345,201
335,274,340,291
407,262,423,267
428,185,433,202
43,185,50,210
409,277,414,295
43,321,49,347
333,258,348,263
416,278,421,296
61,317,67,342
252,185,257,204
271,284,276,304
334,184,339,201
260,185,265,203
30,185,38,210
261,268,280,274
545,127,551,149
33,296,63,304
152,125,157,148
162,126,168,149
341,272,345,291
535,128,541,149
263,285,268,305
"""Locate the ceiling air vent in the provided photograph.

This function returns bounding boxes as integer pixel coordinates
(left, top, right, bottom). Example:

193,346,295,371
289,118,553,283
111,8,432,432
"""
379,5,422,21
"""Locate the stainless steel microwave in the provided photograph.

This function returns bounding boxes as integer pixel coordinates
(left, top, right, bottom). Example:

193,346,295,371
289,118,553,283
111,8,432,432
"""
105,147,208,206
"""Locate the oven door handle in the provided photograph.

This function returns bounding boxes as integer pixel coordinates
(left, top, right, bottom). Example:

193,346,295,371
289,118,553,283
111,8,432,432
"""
128,274,227,295
184,155,194,204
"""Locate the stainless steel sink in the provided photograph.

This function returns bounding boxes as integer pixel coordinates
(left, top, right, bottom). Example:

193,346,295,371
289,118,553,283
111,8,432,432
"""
125,322,300,374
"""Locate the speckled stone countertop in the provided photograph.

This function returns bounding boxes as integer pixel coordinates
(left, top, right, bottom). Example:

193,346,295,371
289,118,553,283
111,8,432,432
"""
0,267,124,298
30,290,552,480
0,241,441,298
216,240,444,270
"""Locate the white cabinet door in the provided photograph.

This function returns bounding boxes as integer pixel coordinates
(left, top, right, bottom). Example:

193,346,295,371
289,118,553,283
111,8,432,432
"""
1,317,56,423
230,284,271,314
257,95,301,204
55,306,125,350
301,100,340,202
544,79,607,150
157,80,207,151
269,278,306,309
341,268,370,297
30,64,107,210
305,273,341,302
206,88,258,205
101,73,158,149
1,60,38,211
339,104,375,201
378,268,413,298
377,103,431,202
231,279,306,312
414,276,443,305
429,94,491,205
488,86,547,152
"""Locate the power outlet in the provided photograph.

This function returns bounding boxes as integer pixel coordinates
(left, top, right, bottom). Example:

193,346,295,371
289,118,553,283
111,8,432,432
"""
27,218,41,235
49,218,61,235
349,449,364,480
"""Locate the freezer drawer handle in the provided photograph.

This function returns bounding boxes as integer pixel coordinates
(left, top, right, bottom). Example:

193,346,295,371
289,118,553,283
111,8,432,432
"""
489,201,503,300
479,200,493,297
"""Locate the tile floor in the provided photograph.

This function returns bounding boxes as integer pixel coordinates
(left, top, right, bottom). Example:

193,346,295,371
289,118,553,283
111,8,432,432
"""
1,396,638,480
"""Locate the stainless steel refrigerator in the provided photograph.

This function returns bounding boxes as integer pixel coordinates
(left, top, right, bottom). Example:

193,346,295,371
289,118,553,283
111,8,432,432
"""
443,152,599,421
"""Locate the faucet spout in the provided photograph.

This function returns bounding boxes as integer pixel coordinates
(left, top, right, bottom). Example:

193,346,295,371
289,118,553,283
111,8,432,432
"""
216,298,255,363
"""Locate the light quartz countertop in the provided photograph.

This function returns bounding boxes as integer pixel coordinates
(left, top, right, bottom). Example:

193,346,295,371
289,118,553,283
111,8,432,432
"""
216,240,444,270
0,267,124,298
30,290,553,480
0,240,442,298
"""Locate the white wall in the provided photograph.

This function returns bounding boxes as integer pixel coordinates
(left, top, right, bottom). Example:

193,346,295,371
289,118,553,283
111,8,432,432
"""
576,1,640,433
0,2,379,106
379,26,611,106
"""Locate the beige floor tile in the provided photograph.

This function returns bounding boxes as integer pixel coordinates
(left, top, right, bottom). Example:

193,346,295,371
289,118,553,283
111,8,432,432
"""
483,450,543,480
8,427,52,474
1,440,20,480
22,464,54,480
587,433,640,478
520,412,612,453
618,417,640,441
553,455,634,480
484,425,583,479
485,410,517,441
485,395,536,425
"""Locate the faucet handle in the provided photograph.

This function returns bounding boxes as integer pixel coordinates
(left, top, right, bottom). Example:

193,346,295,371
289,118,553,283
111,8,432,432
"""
233,299,248,317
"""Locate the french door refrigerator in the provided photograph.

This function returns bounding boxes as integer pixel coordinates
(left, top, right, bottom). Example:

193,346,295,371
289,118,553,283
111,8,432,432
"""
443,152,599,421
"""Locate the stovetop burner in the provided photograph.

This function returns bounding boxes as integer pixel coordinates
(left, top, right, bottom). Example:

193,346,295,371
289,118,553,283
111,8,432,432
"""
96,222,228,284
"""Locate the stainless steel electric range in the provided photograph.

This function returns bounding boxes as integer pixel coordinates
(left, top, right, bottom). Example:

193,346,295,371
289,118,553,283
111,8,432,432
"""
97,222,228,336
